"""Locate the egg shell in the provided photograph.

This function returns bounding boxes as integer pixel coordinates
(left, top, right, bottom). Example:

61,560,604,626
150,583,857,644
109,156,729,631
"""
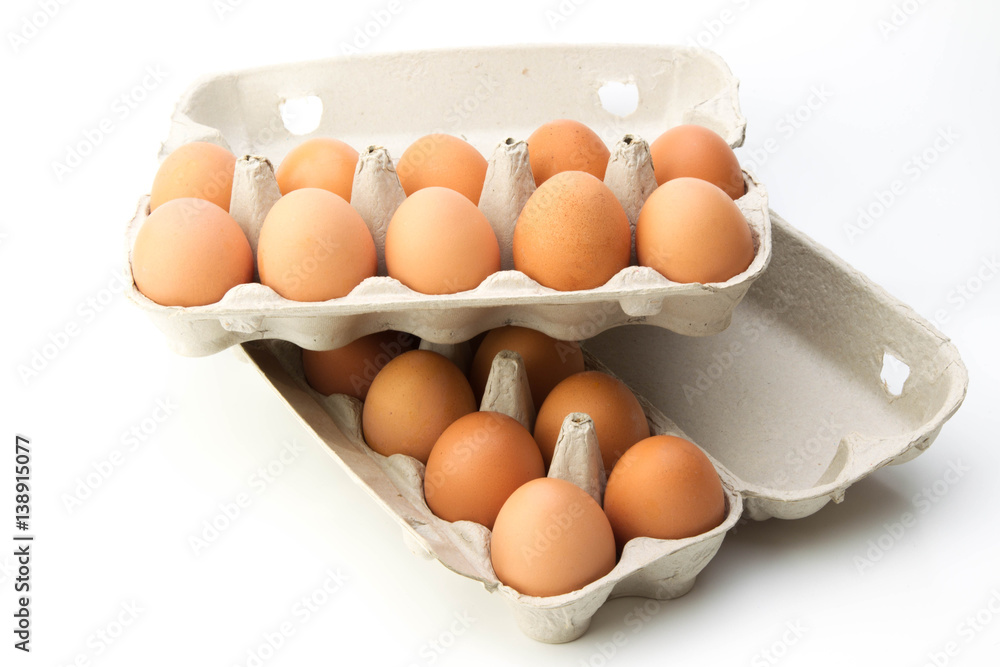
424,411,544,530
385,186,501,295
257,188,377,302
302,330,417,400
397,133,489,204
526,119,610,186
512,171,631,291
534,370,650,473
361,349,476,464
636,177,755,285
131,198,253,307
490,477,616,598
604,435,727,550
469,326,584,409
275,137,360,200
650,124,745,199
150,142,236,212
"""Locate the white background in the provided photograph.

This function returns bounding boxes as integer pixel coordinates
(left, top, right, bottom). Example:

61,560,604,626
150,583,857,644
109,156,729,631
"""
3,1,999,665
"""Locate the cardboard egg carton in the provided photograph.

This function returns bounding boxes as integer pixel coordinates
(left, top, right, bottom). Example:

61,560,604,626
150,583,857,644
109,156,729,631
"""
124,45,772,357
236,208,966,643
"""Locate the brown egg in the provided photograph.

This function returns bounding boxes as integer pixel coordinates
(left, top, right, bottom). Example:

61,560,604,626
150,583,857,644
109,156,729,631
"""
396,134,489,205
424,412,544,529
257,188,377,301
636,177,755,284
275,137,360,200
527,119,610,186
302,331,418,400
132,198,253,307
469,326,585,408
150,142,237,212
362,350,477,464
604,435,726,550
534,371,650,473
512,171,630,291
649,124,745,199
385,186,501,295
491,477,616,597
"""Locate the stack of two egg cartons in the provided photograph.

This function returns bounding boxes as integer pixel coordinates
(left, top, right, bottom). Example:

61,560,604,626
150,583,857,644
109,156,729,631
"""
126,45,965,643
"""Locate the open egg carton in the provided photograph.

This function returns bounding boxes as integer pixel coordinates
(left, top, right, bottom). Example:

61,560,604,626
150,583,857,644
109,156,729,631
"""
124,44,772,357
238,206,967,642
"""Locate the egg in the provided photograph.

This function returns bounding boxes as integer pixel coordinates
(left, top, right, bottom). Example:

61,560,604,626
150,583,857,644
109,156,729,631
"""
512,171,631,291
603,435,726,550
302,331,418,400
424,412,544,529
396,134,489,205
526,119,610,186
362,350,477,464
635,177,755,284
275,137,360,200
150,142,237,212
469,326,584,408
649,124,745,199
385,186,501,295
490,477,616,597
132,198,253,307
257,188,377,301
534,371,650,473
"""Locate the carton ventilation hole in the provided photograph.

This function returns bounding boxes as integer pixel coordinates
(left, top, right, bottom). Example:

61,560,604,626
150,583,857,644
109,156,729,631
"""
598,81,639,117
880,351,910,397
279,95,323,135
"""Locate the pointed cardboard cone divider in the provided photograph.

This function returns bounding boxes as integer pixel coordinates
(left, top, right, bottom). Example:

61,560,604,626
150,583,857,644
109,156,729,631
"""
480,349,534,433
547,412,606,507
230,155,281,281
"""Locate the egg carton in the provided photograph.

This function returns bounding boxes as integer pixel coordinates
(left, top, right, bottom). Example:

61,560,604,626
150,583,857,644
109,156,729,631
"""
124,44,772,357
235,209,967,642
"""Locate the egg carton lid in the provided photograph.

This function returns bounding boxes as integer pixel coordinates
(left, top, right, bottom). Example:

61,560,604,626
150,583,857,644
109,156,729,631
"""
235,208,967,642
125,44,771,356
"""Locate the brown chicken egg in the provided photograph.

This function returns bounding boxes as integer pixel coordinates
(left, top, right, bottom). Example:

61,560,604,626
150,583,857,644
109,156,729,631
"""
649,124,745,199
396,134,489,205
635,177,755,285
362,350,477,464
603,435,726,550
512,171,631,291
385,186,501,295
534,371,650,473
469,326,584,408
491,477,616,597
526,119,610,186
275,137,360,200
424,411,545,530
302,331,418,400
132,198,253,307
257,188,377,301
149,142,237,212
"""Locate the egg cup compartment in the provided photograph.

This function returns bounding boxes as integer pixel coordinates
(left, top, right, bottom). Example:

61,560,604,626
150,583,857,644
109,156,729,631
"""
124,44,772,357
236,208,966,642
